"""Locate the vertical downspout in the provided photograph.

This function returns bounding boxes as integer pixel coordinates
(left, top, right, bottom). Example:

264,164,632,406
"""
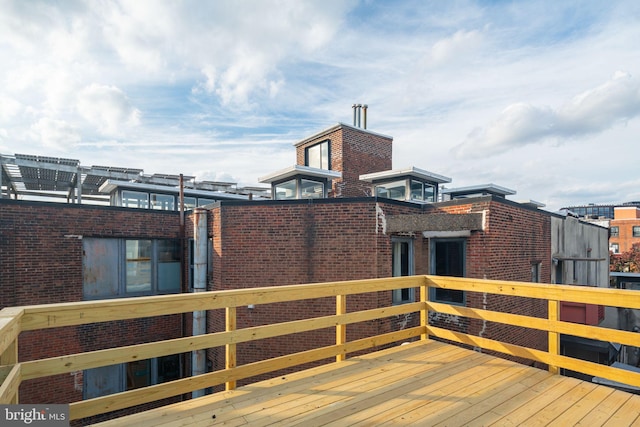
76,166,82,204
192,207,208,398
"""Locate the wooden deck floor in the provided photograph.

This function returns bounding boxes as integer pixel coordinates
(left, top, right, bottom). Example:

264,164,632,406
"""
93,340,640,427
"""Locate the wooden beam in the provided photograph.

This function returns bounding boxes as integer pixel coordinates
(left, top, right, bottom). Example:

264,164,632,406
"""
336,294,347,362
225,307,236,391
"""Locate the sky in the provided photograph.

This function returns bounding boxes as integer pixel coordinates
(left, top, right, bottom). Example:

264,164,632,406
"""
1,0,639,211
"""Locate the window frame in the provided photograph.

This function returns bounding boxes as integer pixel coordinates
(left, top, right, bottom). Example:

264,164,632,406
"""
429,238,466,305
305,140,331,170
83,238,182,300
391,237,415,305
610,226,619,237
84,355,181,400
633,226,640,237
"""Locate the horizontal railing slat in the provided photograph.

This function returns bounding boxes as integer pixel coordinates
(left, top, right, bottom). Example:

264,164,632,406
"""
428,325,640,389
70,326,424,420
426,276,640,310
22,302,423,380
427,301,640,349
19,276,424,331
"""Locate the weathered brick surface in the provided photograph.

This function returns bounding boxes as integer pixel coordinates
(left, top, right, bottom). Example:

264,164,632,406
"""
295,125,392,198
0,200,184,405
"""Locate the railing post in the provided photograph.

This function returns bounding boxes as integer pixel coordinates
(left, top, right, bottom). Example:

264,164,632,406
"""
548,299,559,374
420,279,429,341
336,294,346,362
0,340,19,404
225,307,237,390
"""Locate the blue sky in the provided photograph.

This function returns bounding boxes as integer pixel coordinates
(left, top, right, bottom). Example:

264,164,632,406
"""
1,0,639,210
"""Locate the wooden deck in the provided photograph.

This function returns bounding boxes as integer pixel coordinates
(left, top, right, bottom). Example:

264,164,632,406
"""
93,340,640,427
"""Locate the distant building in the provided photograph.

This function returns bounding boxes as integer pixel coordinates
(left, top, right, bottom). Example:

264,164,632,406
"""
609,206,640,254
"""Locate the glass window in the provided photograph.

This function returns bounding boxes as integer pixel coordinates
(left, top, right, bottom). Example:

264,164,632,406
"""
151,193,175,210
392,239,414,304
410,181,423,201
423,183,436,202
84,355,181,399
610,243,620,254
634,226,640,237
126,240,152,293
300,179,324,199
375,180,407,201
197,198,215,206
610,226,619,237
127,359,151,390
430,239,466,305
183,196,197,210
274,179,297,200
305,141,330,170
158,240,181,293
122,190,149,209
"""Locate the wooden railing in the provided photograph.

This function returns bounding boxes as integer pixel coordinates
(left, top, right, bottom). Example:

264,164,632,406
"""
1,275,640,422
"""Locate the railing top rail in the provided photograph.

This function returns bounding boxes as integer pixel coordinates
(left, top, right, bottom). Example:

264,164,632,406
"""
10,275,640,331
0,308,23,356
17,276,425,331
425,275,640,310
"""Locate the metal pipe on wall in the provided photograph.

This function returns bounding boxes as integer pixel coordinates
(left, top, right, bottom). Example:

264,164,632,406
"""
192,207,208,398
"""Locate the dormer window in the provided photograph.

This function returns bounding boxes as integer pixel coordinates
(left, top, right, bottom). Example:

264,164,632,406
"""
305,140,330,170
260,165,341,200
361,167,451,204
273,177,325,200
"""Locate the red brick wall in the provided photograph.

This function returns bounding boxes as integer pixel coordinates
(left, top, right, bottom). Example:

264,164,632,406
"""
433,198,551,360
0,200,184,405
610,217,640,253
205,199,416,381
295,125,392,198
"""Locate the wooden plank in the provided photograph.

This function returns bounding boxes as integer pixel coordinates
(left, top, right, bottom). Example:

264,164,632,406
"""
575,389,633,426
486,376,580,426
431,368,550,427
225,306,236,391
319,353,531,427
0,364,21,404
550,383,615,425
22,302,422,380
237,346,479,426
548,299,560,374
523,380,599,426
420,284,428,340
602,394,640,427
71,327,423,420
379,360,544,426
0,308,22,357
429,326,640,389
425,275,640,309
20,276,425,330
91,341,444,427
336,294,346,362
428,301,640,349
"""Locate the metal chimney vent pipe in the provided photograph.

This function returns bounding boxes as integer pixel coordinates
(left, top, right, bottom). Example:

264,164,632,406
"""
352,104,357,126
363,104,368,129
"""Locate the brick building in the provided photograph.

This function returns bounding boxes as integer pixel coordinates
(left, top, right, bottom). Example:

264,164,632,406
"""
610,206,640,254
0,121,609,415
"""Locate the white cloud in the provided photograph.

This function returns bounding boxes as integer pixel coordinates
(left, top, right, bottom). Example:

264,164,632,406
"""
429,29,486,66
451,72,640,158
0,96,22,121
30,118,81,150
76,84,141,136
